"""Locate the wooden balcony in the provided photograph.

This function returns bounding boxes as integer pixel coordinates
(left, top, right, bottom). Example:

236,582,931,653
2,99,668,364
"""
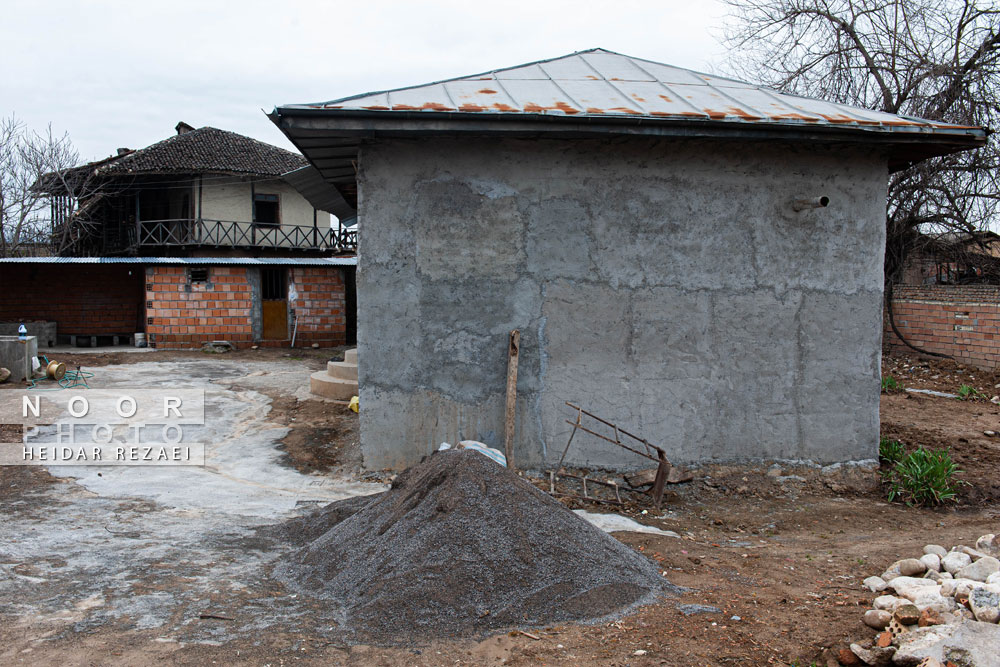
135,218,357,253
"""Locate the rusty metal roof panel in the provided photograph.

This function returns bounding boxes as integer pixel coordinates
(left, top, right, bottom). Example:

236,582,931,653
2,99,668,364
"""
577,51,658,82
285,48,983,138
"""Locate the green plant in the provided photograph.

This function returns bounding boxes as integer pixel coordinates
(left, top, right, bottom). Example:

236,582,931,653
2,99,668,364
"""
881,375,904,393
879,437,905,466
957,384,984,401
885,447,964,507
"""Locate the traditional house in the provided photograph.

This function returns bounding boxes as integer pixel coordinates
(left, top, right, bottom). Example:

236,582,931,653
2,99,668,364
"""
38,122,356,257
1,124,357,349
270,48,986,470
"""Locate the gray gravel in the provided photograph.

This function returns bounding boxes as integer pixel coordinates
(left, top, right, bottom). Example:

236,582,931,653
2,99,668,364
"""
274,450,678,642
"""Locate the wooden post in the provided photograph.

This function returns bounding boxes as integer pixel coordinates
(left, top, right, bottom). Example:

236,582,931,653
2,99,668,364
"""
504,329,520,469
650,452,670,509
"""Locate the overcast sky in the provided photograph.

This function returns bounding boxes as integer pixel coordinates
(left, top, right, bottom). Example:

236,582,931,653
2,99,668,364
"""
1,0,730,162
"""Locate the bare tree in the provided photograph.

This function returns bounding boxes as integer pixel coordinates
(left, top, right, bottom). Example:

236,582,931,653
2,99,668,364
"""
724,0,1000,354
0,115,106,257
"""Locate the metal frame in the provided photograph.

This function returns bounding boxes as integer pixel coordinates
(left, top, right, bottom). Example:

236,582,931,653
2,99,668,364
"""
557,402,673,508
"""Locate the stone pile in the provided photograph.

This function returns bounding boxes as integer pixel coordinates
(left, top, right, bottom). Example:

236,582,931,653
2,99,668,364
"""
842,533,1000,666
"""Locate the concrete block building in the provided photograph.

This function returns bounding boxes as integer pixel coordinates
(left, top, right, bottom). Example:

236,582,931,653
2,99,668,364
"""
271,49,986,470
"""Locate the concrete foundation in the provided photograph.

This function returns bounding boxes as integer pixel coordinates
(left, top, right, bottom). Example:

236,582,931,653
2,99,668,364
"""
356,137,887,470
0,322,56,348
0,335,38,382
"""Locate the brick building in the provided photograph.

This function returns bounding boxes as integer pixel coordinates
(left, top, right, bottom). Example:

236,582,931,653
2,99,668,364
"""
0,257,355,349
1,123,357,350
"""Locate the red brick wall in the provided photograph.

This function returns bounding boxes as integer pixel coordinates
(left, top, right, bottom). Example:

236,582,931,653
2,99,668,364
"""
885,284,1000,369
146,265,346,349
146,266,254,348
290,267,346,346
0,265,142,335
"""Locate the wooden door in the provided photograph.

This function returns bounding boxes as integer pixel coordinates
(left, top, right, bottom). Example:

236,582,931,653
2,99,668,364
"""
261,268,288,339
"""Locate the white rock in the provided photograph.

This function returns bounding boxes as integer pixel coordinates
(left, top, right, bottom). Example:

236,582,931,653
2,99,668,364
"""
892,623,1000,667
919,553,941,572
883,558,926,581
912,591,954,613
863,608,891,629
959,545,990,560
977,533,998,556
913,592,958,613
940,579,961,597
849,643,896,666
923,569,944,583
969,587,1000,623
938,571,953,580
873,594,900,610
889,576,940,601
863,575,888,592
987,572,1000,585
956,556,1000,582
954,581,977,599
941,551,972,574
923,544,948,558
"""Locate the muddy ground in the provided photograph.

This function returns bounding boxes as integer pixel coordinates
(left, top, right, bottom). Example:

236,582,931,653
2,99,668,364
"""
0,348,998,666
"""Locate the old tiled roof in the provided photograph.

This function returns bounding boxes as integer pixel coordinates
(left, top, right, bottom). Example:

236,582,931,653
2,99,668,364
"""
99,126,307,177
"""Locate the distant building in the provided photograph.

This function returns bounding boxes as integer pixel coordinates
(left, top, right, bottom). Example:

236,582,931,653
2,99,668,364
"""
36,122,356,257
2,124,357,349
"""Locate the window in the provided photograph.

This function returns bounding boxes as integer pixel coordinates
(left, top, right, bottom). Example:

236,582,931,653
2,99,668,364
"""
188,267,209,283
254,193,280,226
261,268,286,300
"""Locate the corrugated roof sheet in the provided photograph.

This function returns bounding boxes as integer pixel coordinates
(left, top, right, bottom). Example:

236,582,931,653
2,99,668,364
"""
0,256,356,266
279,48,983,138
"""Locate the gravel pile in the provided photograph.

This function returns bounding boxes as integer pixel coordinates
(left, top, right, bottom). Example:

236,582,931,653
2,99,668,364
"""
274,449,676,641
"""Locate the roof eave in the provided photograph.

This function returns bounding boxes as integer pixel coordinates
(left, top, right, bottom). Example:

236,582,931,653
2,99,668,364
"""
271,107,986,170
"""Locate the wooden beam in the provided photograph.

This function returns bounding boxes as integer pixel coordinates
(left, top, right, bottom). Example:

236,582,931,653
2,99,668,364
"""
504,329,520,469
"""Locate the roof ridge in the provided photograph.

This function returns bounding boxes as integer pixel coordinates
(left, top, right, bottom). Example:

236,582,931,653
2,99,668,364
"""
307,48,615,107
94,124,305,177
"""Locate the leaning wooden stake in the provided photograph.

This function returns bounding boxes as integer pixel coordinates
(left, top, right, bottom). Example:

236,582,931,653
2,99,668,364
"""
504,329,520,469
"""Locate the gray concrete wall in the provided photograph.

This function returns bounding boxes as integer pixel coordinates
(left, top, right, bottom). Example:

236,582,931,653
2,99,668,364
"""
356,137,887,471
0,335,38,382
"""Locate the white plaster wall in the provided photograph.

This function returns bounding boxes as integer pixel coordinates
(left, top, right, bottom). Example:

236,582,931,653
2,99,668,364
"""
199,177,253,222
194,176,327,247
198,178,321,227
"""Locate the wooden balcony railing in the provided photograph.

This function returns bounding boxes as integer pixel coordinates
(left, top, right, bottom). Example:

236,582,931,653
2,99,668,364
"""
136,218,357,252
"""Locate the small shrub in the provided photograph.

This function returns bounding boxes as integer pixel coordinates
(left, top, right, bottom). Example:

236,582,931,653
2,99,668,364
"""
881,375,904,393
885,447,963,507
957,384,984,401
879,436,905,465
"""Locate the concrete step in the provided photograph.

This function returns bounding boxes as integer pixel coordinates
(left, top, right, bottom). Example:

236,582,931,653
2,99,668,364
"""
310,371,358,400
343,348,358,364
327,360,358,381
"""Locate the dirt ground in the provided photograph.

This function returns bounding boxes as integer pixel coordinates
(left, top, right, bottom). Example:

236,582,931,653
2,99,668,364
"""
1,348,998,666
